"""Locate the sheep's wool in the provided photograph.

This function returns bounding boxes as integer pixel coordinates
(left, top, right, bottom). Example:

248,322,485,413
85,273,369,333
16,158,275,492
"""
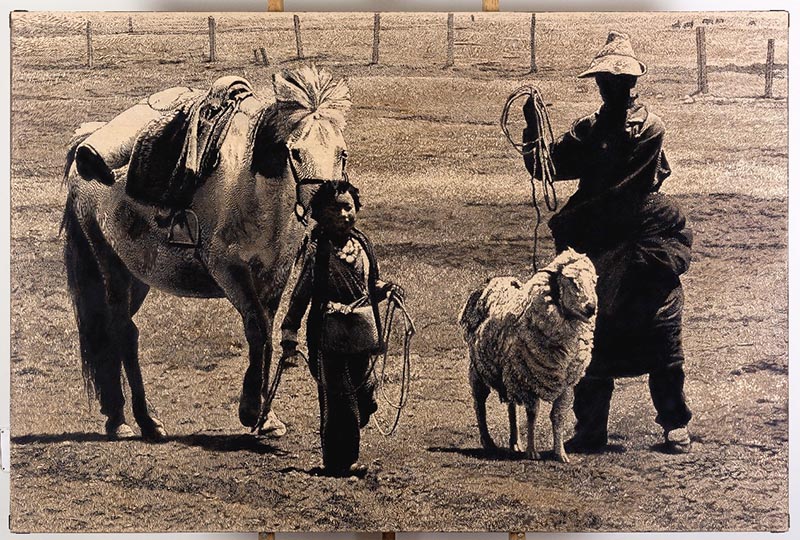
461,249,597,406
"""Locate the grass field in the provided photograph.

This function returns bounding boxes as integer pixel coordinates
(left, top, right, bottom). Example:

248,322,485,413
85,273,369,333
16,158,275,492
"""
9,11,789,533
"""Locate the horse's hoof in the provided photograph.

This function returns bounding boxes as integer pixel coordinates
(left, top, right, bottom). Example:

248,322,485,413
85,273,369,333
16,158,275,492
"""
257,410,287,438
141,419,168,442
554,451,570,464
480,437,497,452
107,422,136,441
239,401,260,428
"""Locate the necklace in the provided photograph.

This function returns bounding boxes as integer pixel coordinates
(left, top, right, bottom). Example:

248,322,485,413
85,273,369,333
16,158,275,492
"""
334,237,361,265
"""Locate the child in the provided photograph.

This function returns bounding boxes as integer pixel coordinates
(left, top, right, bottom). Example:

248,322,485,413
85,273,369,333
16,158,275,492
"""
280,181,404,477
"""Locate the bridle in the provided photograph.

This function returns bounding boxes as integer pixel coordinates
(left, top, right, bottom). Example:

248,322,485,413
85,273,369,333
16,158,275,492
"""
287,148,350,225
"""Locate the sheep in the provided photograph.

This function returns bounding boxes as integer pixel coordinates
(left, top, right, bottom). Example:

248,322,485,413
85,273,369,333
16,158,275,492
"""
459,248,598,463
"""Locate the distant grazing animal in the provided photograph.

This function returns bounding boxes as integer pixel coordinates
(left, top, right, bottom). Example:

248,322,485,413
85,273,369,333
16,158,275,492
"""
748,20,757,26
62,65,351,441
459,249,598,463
683,21,694,29
702,18,714,25
670,20,681,28
715,18,724,23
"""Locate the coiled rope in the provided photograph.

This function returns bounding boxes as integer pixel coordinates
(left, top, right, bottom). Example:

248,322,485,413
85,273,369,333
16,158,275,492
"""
254,293,415,437
373,297,416,436
500,85,558,271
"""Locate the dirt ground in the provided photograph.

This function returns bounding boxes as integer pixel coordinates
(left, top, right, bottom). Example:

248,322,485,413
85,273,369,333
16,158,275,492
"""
9,12,789,533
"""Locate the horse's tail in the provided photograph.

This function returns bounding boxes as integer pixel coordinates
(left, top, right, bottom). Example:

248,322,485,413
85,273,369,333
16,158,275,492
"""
63,133,87,186
63,122,105,186
60,124,104,236
62,194,110,403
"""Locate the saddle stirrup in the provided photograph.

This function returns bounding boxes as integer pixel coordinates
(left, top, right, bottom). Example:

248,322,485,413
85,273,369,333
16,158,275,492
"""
167,209,200,248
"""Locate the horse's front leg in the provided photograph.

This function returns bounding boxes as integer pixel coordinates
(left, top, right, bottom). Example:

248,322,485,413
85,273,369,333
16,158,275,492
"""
211,262,273,429
240,304,272,429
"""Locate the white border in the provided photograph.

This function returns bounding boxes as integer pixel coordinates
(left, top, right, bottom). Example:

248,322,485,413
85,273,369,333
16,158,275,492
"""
2,1,795,540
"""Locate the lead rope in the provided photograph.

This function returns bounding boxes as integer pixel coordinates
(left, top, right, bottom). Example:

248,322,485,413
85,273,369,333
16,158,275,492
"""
373,295,416,436
253,294,416,435
500,86,558,271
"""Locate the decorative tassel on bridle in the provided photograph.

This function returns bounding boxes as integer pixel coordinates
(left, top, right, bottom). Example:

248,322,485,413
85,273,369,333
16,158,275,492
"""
500,86,558,271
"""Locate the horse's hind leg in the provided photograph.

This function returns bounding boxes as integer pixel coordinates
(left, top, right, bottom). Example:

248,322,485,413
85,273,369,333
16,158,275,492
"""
119,280,166,442
64,201,132,439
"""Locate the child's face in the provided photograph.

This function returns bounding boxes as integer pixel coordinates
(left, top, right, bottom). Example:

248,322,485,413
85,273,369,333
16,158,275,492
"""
319,192,357,236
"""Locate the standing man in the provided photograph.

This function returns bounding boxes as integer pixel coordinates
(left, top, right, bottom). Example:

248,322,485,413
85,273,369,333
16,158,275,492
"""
522,31,694,454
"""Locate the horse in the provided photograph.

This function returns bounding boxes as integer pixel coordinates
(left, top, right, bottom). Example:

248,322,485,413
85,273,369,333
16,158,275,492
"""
61,65,351,441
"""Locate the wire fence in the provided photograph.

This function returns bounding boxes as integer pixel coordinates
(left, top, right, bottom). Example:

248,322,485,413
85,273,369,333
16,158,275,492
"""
10,12,788,99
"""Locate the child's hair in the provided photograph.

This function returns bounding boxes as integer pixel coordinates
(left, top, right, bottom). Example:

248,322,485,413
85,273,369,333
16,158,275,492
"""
309,180,362,219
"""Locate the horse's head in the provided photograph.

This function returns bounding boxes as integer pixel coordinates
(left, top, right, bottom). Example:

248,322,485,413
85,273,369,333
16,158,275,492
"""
251,65,351,223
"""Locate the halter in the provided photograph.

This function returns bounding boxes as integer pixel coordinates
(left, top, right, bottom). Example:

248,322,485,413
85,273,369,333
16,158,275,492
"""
288,148,349,225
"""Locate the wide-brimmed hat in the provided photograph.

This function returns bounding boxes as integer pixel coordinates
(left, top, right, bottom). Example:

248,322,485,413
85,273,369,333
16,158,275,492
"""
578,31,647,78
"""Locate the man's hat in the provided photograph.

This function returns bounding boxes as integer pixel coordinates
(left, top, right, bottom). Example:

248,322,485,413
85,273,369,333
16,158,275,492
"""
578,31,647,78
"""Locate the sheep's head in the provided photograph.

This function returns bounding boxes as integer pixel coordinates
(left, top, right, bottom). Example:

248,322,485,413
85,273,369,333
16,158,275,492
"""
546,249,598,323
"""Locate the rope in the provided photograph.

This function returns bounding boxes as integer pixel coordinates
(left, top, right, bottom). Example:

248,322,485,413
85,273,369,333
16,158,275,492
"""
252,293,416,436
373,296,416,436
253,348,306,432
500,85,558,271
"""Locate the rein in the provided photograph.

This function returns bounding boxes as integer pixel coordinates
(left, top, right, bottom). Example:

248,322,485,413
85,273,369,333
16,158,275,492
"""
500,85,559,271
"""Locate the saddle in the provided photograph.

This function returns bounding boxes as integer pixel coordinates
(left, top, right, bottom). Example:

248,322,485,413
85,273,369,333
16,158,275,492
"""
125,76,253,209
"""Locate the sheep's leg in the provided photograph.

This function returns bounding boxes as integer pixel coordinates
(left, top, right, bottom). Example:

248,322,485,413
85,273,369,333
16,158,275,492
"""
508,403,521,453
470,366,496,451
551,390,573,463
525,398,540,460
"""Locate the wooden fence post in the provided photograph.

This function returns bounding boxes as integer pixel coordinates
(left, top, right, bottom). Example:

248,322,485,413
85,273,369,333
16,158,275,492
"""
127,16,133,34
530,13,537,73
208,16,217,62
445,13,454,67
371,13,381,65
293,14,304,59
259,47,270,66
86,21,94,68
695,25,708,94
764,38,775,98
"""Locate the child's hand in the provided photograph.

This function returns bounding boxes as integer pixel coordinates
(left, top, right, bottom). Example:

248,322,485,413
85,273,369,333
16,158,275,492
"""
280,339,305,368
386,282,405,303
325,301,352,315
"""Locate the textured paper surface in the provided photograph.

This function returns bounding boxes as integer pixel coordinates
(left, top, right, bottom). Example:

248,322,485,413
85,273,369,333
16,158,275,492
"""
9,10,788,533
